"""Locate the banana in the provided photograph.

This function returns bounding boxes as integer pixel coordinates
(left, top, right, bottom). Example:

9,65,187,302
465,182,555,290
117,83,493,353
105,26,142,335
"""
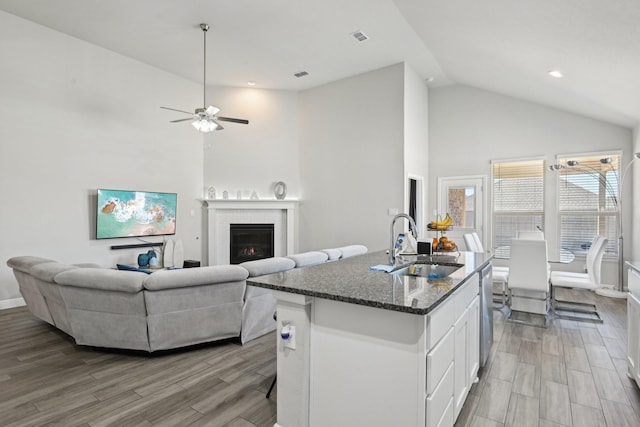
428,213,453,230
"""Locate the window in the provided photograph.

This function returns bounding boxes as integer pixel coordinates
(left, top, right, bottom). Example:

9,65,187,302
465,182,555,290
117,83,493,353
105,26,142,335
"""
556,153,620,256
492,159,545,249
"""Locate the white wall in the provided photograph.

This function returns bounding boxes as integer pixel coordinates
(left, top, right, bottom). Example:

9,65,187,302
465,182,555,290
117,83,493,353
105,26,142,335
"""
298,64,406,252
203,87,300,199
403,65,429,239
0,11,204,303
429,84,633,283
632,126,640,262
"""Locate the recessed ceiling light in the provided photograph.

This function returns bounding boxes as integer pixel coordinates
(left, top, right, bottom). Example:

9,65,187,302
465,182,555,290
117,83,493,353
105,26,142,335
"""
247,81,256,86
548,70,563,78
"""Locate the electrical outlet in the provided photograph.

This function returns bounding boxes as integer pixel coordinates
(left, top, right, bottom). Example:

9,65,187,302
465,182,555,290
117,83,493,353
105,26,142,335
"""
281,325,296,350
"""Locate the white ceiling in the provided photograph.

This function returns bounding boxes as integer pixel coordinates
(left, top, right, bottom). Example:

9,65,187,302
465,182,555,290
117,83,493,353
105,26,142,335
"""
0,0,638,128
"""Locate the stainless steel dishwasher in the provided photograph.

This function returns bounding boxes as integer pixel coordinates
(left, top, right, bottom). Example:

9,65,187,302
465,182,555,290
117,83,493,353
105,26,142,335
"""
479,263,493,367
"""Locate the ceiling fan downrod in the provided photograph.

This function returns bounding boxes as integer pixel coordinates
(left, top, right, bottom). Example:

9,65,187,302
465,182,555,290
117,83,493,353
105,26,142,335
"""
200,23,209,108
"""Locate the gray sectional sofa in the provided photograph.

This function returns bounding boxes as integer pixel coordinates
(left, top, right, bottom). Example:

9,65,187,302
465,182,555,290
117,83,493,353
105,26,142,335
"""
6,244,367,352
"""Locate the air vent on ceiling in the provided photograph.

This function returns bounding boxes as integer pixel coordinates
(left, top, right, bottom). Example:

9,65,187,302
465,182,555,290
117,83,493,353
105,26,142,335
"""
351,30,369,42
294,71,309,78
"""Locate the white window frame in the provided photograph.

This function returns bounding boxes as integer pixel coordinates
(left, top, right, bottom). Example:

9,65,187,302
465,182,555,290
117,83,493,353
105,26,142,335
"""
554,150,622,258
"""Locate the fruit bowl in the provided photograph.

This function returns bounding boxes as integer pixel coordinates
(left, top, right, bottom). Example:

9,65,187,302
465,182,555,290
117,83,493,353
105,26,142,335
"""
427,223,451,231
436,243,458,252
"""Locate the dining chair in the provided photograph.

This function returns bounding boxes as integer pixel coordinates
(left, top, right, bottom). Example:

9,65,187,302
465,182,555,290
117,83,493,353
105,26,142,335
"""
550,236,607,323
507,239,551,327
464,232,509,307
463,233,481,252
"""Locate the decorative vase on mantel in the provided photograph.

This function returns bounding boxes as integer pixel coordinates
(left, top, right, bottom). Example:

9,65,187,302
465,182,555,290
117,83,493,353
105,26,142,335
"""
206,186,216,200
274,181,287,200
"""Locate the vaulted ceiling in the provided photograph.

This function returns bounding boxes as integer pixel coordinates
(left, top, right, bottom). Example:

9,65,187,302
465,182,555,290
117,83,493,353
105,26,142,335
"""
1,0,638,128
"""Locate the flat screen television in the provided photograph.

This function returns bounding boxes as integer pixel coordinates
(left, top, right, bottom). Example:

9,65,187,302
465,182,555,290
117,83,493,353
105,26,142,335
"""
96,189,177,239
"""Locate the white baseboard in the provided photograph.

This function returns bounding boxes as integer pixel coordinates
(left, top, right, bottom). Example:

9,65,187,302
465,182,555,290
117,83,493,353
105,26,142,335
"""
0,297,26,310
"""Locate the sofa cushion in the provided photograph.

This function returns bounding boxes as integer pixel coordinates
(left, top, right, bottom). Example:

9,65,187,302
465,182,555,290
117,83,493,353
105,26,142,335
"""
54,268,146,293
6,256,56,274
320,248,342,261
337,244,368,258
30,262,78,282
240,257,296,277
143,265,249,291
287,251,329,268
73,263,102,268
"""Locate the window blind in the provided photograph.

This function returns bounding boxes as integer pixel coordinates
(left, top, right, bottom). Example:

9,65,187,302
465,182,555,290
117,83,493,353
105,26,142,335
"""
492,159,545,248
557,154,620,255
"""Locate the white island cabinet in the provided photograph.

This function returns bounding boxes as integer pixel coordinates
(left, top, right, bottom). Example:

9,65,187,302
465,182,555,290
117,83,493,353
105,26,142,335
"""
627,262,640,387
260,252,483,427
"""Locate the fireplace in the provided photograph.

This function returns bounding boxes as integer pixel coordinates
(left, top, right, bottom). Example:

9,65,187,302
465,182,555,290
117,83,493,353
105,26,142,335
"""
229,223,275,264
203,199,297,266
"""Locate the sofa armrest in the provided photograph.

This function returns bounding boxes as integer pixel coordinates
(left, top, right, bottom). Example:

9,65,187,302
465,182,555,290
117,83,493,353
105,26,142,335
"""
287,251,329,268
54,268,146,293
143,265,249,291
6,256,56,274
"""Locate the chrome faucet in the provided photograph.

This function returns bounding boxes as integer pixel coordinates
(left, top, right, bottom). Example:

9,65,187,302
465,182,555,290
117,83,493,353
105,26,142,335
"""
389,213,418,265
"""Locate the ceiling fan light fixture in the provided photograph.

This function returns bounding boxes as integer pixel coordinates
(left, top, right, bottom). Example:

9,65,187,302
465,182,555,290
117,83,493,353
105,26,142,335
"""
192,117,221,133
548,70,563,78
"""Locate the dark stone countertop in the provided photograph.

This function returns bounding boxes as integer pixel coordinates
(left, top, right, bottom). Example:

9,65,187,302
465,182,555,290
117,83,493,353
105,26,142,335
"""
247,250,493,315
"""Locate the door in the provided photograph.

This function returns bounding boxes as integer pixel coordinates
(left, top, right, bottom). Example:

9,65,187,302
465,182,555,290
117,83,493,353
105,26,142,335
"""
437,176,486,252
408,175,425,239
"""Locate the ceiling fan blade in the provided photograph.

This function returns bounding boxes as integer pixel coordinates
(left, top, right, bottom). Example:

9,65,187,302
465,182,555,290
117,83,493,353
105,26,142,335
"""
160,106,194,115
205,105,221,116
170,118,194,123
217,116,249,125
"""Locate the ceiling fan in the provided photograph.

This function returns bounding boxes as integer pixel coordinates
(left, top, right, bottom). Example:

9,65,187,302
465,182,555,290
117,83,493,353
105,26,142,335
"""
161,23,249,133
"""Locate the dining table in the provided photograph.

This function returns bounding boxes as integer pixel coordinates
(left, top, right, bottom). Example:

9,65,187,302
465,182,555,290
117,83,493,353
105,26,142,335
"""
493,246,575,264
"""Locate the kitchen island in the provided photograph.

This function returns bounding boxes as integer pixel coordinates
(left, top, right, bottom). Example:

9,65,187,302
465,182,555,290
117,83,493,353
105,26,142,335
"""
249,250,492,427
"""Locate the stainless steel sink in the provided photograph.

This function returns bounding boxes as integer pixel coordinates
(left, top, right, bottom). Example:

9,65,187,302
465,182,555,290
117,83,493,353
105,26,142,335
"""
392,262,464,279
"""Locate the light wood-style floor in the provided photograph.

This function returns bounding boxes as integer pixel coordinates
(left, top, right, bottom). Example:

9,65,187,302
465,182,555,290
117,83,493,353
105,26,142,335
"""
0,308,277,426
0,288,637,426
456,288,640,427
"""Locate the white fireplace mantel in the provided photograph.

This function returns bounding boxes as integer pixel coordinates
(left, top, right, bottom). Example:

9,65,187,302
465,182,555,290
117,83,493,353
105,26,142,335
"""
202,199,298,266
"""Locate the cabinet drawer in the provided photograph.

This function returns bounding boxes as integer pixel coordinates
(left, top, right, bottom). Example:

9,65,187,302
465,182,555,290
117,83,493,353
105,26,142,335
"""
426,302,455,350
426,328,454,396
426,362,454,427
435,396,454,427
453,278,478,319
